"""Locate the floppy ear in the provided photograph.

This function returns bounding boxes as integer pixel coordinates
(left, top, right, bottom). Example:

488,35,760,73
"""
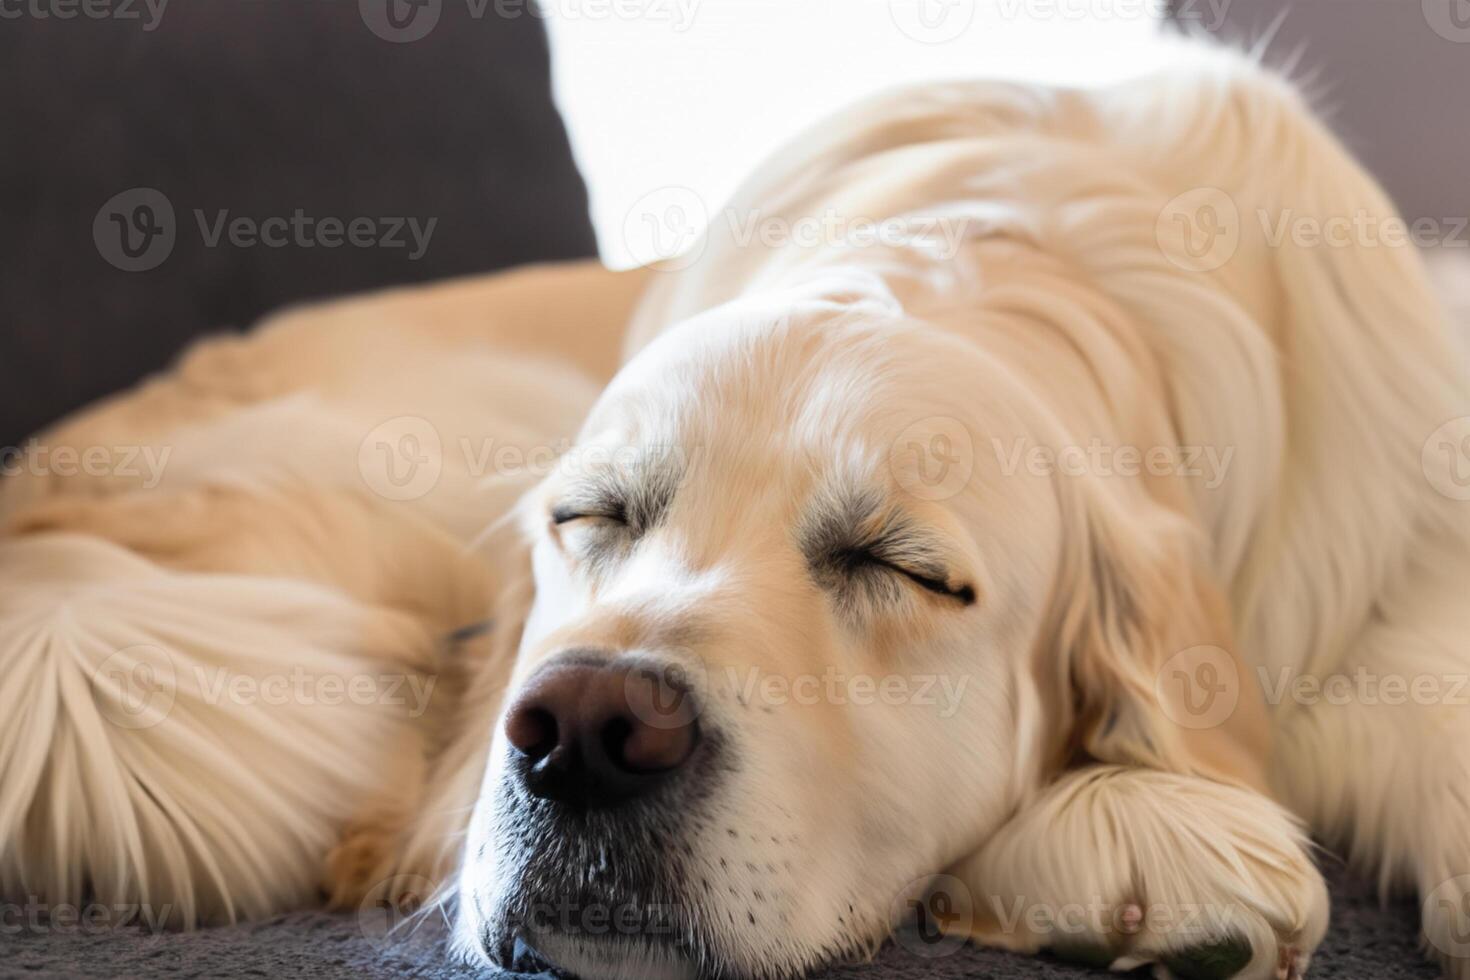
1040,473,1272,794
946,481,1322,970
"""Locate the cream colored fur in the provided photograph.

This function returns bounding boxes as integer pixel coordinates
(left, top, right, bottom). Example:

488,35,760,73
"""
0,263,642,924
3,41,1468,980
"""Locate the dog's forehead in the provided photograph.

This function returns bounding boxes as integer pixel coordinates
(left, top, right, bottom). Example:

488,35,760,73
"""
598,309,930,451
566,304,1031,543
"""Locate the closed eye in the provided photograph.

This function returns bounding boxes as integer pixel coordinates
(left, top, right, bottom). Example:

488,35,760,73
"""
547,501,634,576
550,504,626,526
836,548,976,605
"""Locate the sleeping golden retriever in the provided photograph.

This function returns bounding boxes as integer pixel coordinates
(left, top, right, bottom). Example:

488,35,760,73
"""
3,44,1469,980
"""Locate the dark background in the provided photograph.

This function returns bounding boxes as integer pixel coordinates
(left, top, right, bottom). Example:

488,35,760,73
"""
4,1,1466,449
0,0,597,449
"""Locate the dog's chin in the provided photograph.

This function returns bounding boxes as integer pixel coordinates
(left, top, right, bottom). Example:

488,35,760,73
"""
477,887,703,980
502,929,699,980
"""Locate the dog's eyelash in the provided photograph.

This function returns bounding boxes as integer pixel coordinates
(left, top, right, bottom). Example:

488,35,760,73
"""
836,548,976,605
550,504,627,526
549,504,636,581
898,567,978,605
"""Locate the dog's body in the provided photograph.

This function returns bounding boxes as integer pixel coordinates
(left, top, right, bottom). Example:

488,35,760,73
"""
4,46,1470,979
0,263,646,922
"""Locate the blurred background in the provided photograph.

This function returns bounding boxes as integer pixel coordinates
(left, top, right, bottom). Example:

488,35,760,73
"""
2,0,1467,449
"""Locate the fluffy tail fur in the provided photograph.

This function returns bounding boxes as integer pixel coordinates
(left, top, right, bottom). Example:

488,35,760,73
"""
0,529,445,927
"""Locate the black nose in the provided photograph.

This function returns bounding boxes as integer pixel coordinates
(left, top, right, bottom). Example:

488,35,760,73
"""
503,658,701,809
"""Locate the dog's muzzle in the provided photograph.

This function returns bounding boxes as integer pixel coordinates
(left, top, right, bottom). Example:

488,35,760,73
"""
475,652,719,977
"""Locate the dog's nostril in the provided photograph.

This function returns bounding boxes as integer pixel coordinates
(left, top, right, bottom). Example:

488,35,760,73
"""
605,713,699,773
505,705,558,762
600,716,636,770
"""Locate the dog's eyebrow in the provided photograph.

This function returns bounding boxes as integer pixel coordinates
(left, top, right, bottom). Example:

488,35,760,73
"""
551,444,686,534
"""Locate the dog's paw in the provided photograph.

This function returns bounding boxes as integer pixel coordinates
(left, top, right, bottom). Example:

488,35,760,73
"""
1116,935,1302,980
324,820,415,910
1136,939,1305,980
950,767,1328,980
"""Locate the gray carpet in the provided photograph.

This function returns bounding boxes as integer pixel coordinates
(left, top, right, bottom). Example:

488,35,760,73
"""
0,864,1442,980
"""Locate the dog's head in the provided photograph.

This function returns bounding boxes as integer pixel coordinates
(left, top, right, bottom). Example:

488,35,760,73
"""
458,286,1264,979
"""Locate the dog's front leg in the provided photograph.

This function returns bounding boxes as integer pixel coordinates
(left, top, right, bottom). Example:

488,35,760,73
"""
943,766,1328,979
